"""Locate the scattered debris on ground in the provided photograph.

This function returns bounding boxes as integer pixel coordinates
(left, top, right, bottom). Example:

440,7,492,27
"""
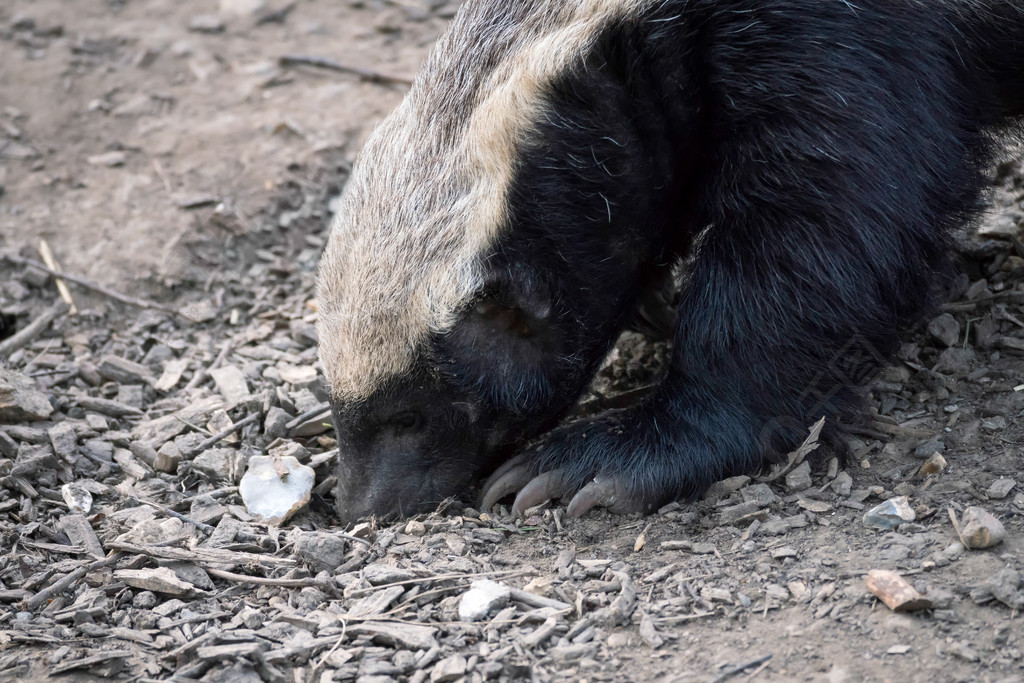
2,1,1024,681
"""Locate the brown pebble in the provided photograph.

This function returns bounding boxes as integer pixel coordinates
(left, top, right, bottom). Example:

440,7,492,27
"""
864,570,933,612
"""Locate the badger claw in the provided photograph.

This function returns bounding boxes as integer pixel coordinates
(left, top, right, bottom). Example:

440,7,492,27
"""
482,413,672,518
511,470,568,514
565,475,623,517
480,455,536,512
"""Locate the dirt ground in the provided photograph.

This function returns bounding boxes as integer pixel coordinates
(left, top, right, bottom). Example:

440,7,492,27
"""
1,2,1023,682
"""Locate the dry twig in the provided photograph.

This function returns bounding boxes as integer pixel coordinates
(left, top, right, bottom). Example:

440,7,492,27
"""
183,412,262,457
709,654,773,683
25,552,125,610
279,55,413,86
38,240,78,315
0,251,184,318
0,300,68,358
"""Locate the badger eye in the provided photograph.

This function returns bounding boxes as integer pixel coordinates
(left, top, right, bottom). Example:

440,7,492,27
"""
390,410,424,434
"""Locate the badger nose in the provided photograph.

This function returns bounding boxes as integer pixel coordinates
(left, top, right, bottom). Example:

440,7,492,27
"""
333,473,430,527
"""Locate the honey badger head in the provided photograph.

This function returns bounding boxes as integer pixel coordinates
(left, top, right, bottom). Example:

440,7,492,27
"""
317,0,681,523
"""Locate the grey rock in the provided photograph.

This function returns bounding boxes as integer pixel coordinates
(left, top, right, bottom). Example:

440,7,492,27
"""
927,313,960,347
982,416,1008,432
785,461,813,492
430,655,467,683
263,406,290,439
349,621,438,651
209,365,251,406
191,447,246,484
47,422,78,460
0,430,16,458
913,437,945,458
98,355,154,385
0,366,53,422
830,471,853,497
84,414,108,431
740,483,778,506
363,564,420,585
155,441,183,473
268,439,310,464
979,567,1024,610
83,439,114,461
760,519,791,535
295,586,327,613
293,531,350,571
987,478,1016,500
933,347,975,375
188,14,225,33
863,496,915,530
218,0,266,17
942,541,965,562
132,591,158,609
717,500,765,526
164,561,214,590
142,343,175,368
348,585,404,619
116,384,145,409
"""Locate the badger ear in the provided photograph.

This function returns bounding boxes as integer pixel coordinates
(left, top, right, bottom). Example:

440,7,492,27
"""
471,269,552,339
442,268,557,409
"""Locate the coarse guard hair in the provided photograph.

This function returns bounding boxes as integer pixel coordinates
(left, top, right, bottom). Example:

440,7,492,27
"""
317,0,656,402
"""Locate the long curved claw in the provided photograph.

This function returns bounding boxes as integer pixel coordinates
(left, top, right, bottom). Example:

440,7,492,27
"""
480,455,535,512
511,470,567,515
565,475,620,518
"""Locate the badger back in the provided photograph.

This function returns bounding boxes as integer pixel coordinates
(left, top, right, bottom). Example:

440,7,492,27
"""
316,0,652,402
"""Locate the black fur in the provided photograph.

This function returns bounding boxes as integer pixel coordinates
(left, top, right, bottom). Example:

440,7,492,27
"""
328,0,1024,523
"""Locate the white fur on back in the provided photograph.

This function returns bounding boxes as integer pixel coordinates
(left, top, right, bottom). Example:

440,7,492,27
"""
317,0,653,401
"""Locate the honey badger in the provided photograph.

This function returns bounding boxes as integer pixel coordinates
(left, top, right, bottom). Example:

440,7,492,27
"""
317,0,1024,524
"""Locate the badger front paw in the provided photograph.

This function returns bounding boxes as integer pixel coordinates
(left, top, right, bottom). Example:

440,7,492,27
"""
481,415,678,518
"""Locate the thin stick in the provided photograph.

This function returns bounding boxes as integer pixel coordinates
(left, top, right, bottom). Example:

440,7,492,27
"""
285,402,331,430
24,552,124,610
183,412,261,456
309,622,348,683
206,568,324,588
709,654,773,683
151,157,172,194
184,338,234,391
0,301,68,358
0,252,183,318
140,500,216,535
279,55,413,86
38,240,77,315
346,569,529,598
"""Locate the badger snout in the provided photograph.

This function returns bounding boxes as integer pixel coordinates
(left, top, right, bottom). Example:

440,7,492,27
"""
333,462,434,526
332,449,478,526
329,394,493,526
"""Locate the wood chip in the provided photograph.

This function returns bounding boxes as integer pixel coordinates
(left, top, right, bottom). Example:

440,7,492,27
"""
865,570,933,612
348,621,439,650
114,567,197,595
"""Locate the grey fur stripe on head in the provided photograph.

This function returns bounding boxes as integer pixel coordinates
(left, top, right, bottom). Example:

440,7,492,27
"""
317,0,653,401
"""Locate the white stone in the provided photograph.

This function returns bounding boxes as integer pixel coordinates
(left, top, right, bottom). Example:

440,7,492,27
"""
458,579,511,621
61,483,93,515
239,455,314,526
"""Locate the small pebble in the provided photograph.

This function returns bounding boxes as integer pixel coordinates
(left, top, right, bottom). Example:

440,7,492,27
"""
863,496,915,530
927,313,960,347
952,506,1005,549
986,478,1016,500
458,580,510,622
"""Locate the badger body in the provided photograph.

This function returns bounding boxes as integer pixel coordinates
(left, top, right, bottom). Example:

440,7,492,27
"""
317,0,1024,524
